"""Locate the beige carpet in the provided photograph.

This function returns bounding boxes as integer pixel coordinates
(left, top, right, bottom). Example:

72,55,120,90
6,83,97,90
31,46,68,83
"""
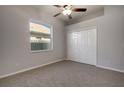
0,60,124,87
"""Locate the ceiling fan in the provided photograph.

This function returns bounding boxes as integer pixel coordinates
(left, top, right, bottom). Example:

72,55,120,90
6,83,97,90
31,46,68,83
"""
53,5,87,19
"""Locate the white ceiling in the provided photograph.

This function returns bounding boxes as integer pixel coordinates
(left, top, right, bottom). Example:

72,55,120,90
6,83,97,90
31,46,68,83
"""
34,5,104,23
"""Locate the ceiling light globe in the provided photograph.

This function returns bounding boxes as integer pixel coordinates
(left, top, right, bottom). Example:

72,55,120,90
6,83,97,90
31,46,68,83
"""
62,9,72,15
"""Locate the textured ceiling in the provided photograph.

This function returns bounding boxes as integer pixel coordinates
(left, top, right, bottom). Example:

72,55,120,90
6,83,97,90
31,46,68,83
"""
34,5,104,23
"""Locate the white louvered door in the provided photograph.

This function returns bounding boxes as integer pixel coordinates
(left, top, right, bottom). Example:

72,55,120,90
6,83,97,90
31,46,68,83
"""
67,28,97,65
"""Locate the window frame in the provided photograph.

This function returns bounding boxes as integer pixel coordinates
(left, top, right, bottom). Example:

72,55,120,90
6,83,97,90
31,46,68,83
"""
29,19,53,53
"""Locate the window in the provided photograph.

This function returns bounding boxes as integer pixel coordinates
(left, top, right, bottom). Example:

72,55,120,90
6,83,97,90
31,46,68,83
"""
29,20,53,52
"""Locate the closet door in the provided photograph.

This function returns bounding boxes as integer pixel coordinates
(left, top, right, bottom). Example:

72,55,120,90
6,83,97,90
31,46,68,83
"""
87,29,96,65
67,28,96,65
67,32,79,61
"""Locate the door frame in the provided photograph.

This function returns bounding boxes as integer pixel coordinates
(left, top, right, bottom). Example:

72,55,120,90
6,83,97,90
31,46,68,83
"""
67,26,97,66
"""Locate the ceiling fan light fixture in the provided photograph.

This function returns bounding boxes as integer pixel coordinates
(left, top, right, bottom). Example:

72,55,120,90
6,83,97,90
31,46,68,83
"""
62,9,72,15
53,5,87,19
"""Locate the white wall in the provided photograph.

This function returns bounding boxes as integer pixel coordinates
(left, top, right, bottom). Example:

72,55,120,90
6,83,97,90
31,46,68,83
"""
0,8,3,67
66,6,124,71
0,6,66,77
67,9,104,25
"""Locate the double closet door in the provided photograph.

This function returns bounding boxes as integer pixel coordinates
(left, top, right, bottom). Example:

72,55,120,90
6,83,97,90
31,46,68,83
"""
67,28,97,65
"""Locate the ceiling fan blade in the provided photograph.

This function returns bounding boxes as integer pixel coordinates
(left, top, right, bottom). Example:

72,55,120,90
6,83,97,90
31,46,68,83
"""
53,5,62,8
73,8,87,12
68,15,72,19
63,5,68,8
53,13,61,17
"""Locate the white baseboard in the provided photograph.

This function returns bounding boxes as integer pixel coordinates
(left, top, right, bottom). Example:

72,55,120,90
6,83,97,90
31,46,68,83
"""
97,65,124,73
67,59,124,73
1,59,123,79
0,58,65,79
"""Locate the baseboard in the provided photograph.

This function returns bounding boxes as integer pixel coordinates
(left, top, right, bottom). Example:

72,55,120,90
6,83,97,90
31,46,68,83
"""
0,58,65,79
67,59,124,73
97,65,124,73
1,59,123,79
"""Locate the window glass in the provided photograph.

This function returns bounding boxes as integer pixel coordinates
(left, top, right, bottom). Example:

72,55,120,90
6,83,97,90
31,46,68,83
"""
29,20,53,51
